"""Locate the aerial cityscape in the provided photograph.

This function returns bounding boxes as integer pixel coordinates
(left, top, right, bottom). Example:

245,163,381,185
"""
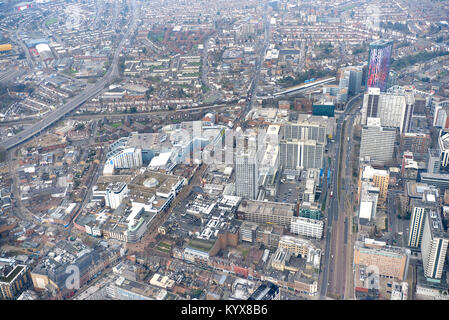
0,0,449,303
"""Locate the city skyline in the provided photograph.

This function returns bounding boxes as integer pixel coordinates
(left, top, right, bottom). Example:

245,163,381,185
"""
0,0,449,305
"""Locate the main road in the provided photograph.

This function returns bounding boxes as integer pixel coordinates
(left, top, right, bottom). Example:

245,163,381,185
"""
239,1,270,122
320,92,363,299
0,0,139,151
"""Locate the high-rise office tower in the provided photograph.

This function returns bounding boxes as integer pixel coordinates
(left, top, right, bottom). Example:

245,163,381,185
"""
339,66,363,96
408,203,429,248
360,118,396,165
388,86,415,134
361,86,415,134
279,118,327,170
235,150,259,200
367,39,393,92
362,87,381,121
337,76,349,104
427,148,441,174
438,132,449,168
407,190,438,248
281,121,327,144
421,210,449,281
279,140,324,170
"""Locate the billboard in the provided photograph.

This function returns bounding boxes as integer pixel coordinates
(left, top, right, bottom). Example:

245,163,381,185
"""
367,41,393,92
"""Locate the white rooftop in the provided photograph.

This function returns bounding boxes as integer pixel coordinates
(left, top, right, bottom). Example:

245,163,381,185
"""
149,151,172,168
359,201,373,220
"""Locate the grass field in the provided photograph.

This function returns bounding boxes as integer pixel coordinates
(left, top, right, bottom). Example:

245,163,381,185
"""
158,241,171,249
45,17,58,26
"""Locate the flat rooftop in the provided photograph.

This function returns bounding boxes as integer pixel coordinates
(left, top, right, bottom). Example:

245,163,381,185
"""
129,170,183,196
237,200,295,217
126,132,167,150
186,238,215,253
0,265,24,284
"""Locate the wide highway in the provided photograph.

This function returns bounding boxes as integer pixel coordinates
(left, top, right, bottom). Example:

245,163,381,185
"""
0,0,139,151
320,92,363,299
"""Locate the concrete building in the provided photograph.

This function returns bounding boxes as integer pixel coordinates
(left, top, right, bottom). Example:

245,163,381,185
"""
236,200,295,228
0,259,30,300
405,182,439,212
362,88,381,121
259,143,279,186
105,182,128,209
428,149,441,174
106,275,167,300
401,151,419,180
390,282,408,300
420,172,449,189
30,241,107,293
433,105,449,129
408,190,439,248
415,265,449,300
101,205,156,243
339,65,363,96
421,210,449,281
235,149,259,200
279,139,324,170
353,238,410,281
107,147,143,170
127,171,186,214
277,235,321,269
239,221,259,243
358,182,379,223
361,87,414,134
281,117,328,144
290,216,324,239
248,282,280,300
357,164,389,205
183,239,215,263
438,132,449,168
360,118,396,165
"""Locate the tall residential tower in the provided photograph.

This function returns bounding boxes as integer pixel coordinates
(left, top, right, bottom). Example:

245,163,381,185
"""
367,40,393,92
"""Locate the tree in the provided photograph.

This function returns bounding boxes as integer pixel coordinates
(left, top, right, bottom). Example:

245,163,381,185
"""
189,289,203,299
145,86,154,99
